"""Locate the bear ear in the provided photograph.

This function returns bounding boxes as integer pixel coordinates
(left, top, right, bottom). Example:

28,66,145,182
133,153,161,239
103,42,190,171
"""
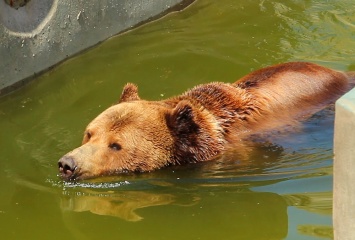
119,83,141,103
166,100,199,135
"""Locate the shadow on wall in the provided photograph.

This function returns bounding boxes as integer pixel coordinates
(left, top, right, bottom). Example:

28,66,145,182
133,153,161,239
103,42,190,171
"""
0,0,57,37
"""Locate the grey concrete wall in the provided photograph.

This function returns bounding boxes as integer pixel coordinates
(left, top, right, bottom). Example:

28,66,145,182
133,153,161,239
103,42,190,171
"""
333,88,355,240
0,0,193,95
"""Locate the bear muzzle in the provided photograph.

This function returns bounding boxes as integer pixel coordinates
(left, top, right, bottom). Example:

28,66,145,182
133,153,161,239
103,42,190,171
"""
58,156,78,180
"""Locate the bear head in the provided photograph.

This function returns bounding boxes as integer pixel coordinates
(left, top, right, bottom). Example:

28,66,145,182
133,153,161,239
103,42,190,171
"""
58,83,224,180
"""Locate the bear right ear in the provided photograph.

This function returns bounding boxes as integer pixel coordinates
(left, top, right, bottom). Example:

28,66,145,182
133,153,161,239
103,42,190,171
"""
166,100,200,136
119,83,141,103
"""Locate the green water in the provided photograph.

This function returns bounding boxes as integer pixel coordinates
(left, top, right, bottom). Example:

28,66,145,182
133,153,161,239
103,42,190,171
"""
1,0,355,239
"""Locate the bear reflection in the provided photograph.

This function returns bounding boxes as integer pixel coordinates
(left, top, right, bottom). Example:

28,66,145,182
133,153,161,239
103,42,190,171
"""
60,188,288,239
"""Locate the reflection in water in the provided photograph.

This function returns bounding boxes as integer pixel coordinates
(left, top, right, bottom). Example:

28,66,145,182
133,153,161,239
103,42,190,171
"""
60,187,288,239
298,225,333,239
7,173,333,239
284,191,333,239
284,191,332,216
61,190,176,222
59,187,334,239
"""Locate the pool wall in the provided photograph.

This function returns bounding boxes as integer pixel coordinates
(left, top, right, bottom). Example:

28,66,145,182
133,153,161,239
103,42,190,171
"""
0,0,193,95
334,87,355,240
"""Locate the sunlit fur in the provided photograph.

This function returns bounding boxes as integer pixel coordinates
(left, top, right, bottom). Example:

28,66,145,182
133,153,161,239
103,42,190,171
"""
58,62,354,180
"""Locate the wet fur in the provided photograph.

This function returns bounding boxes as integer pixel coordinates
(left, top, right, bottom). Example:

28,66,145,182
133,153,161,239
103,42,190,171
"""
58,62,354,180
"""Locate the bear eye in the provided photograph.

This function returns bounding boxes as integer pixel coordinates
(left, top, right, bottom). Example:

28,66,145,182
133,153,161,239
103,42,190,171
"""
109,143,122,151
86,132,92,140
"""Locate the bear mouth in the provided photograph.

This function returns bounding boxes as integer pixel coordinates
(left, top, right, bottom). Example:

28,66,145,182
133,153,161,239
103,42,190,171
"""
58,162,79,181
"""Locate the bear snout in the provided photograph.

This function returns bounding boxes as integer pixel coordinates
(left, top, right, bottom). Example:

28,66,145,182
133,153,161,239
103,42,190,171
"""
58,156,78,180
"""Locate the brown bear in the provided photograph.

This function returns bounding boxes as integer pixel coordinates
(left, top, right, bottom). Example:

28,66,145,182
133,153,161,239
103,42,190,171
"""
58,62,354,180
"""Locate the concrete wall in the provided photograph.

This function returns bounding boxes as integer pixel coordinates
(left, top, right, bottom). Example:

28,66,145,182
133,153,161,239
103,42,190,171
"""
0,0,193,95
333,88,355,240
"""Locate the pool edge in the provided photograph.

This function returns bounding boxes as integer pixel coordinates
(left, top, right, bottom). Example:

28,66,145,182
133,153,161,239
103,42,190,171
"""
333,87,355,240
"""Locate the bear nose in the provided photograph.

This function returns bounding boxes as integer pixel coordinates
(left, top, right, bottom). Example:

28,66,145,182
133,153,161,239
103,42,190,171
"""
58,156,77,180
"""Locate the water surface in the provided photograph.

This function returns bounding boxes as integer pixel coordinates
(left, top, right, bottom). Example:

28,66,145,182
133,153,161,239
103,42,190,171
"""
1,0,355,239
